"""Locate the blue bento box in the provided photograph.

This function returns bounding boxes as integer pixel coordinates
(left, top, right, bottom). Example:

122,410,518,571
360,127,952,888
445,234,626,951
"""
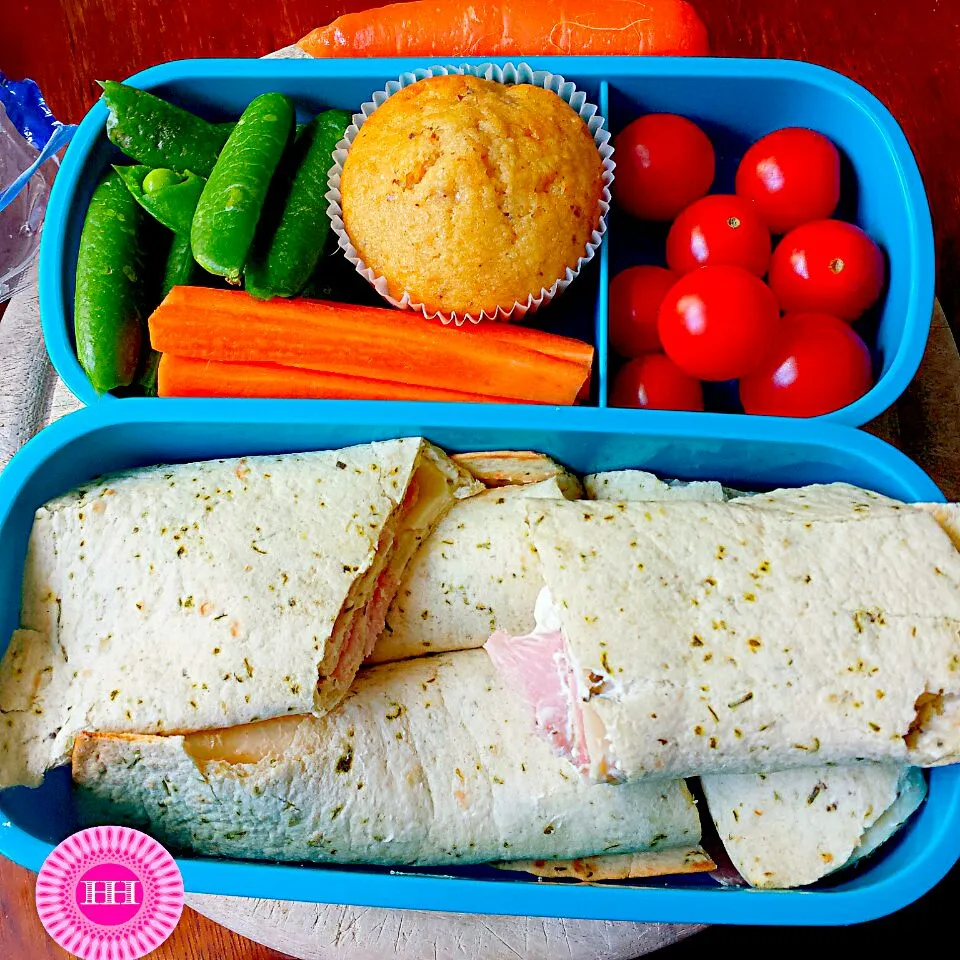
40,56,933,423
0,402,958,925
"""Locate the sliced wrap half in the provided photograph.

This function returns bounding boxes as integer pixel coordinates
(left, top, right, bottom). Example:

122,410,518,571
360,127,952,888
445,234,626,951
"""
72,650,703,867
581,473,932,888
0,438,480,788
487,493,960,783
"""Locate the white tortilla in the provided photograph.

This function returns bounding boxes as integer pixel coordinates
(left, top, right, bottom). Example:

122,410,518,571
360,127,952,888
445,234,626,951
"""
701,766,926,888
0,439,480,788
370,478,572,663
72,650,702,866
520,495,960,781
452,451,581,494
584,470,724,503
492,846,716,882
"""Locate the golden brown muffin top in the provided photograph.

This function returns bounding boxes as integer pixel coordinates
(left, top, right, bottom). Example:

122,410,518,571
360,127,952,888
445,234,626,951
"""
340,74,604,317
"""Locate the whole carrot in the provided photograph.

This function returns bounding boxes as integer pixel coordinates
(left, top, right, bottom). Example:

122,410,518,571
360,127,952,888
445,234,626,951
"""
299,0,709,58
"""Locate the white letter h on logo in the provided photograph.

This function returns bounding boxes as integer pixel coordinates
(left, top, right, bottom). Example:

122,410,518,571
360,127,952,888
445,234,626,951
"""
80,880,140,906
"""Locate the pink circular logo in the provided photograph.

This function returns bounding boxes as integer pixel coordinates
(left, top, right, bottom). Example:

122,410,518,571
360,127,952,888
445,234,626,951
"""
36,826,184,960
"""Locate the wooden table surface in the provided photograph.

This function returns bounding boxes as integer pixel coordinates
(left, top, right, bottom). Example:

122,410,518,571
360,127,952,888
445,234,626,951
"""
3,0,960,956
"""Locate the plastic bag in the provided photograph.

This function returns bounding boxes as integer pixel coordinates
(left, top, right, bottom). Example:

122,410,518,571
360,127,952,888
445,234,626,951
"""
0,73,75,302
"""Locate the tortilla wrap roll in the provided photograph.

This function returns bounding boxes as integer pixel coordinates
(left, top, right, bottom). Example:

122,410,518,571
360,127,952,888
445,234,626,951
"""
0,439,480,789
452,451,581,494
370,478,574,663
72,650,703,867
486,494,960,783
492,847,716,883
584,473,931,888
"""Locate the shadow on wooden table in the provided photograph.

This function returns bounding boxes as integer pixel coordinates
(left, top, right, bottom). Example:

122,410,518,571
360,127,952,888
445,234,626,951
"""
866,302,960,500
662,859,960,952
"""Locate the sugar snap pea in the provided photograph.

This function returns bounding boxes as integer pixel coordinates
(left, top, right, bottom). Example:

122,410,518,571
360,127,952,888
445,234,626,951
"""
101,81,232,178
115,165,206,234
74,170,149,394
245,109,351,300
137,350,162,397
162,231,198,295
136,230,197,398
191,92,295,284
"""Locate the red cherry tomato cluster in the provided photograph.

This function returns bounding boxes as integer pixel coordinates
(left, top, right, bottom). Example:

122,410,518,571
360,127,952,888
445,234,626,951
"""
610,118,886,417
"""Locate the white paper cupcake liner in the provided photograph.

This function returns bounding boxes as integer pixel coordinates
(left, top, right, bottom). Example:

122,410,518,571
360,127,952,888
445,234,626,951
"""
326,62,615,325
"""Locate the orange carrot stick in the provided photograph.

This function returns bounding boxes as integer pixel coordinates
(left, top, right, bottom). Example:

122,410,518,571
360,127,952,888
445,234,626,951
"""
149,288,593,405
159,284,594,368
299,0,709,59
157,354,519,402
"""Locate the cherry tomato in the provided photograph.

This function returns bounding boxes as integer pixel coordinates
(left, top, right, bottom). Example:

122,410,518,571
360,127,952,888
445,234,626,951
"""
614,114,715,221
608,265,680,357
768,219,884,321
610,354,704,411
666,194,772,277
735,128,840,234
657,265,780,381
739,312,873,416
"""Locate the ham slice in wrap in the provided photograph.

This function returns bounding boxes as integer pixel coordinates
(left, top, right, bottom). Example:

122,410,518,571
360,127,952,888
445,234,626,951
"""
486,493,960,784
71,650,704,867
576,473,931,887
0,438,480,789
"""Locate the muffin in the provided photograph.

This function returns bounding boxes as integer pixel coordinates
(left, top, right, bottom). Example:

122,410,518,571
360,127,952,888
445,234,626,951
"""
339,74,606,319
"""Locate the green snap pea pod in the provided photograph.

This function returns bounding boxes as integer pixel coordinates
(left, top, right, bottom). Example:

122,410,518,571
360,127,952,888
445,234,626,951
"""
191,92,295,284
162,231,198,295
114,165,206,234
134,228,201,398
245,109,351,300
74,171,150,394
101,81,232,178
134,229,197,397
137,350,162,397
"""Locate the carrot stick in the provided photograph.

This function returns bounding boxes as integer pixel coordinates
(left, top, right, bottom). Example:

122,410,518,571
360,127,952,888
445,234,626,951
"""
160,284,593,368
299,0,710,59
158,354,519,402
149,288,593,405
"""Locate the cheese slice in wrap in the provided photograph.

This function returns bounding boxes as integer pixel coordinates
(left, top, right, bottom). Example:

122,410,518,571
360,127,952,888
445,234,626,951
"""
486,495,960,783
71,650,703,867
370,478,574,663
581,473,933,888
0,438,480,789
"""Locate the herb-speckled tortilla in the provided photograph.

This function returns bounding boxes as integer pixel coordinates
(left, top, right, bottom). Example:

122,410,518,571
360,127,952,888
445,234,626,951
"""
492,846,716,882
0,438,480,789
522,495,960,781
583,470,724,503
587,474,933,888
72,650,702,866
370,478,572,663
701,766,926,888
